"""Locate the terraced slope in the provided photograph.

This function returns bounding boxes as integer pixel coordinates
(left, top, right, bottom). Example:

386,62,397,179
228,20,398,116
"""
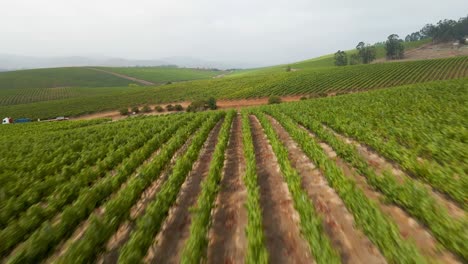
1,78,466,263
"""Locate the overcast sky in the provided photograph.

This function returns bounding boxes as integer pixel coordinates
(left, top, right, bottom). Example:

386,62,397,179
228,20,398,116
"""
1,0,467,67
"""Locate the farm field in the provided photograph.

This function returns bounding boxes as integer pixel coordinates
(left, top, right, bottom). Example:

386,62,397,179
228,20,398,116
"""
100,67,224,84
1,79,466,263
1,56,468,119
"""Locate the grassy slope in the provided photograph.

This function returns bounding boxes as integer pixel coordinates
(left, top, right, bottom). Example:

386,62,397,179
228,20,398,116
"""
231,38,432,76
101,67,223,84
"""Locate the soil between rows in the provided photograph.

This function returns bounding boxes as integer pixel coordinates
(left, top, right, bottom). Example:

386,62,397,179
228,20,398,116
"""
144,120,223,263
249,115,314,264
304,125,460,263
267,116,386,264
207,113,248,263
322,124,466,220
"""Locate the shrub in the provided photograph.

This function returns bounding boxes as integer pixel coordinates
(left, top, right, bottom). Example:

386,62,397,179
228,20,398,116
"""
119,108,129,116
174,104,184,111
155,106,164,112
166,104,174,111
268,96,282,104
142,105,152,113
300,96,308,100
131,106,140,113
207,97,217,110
186,100,206,112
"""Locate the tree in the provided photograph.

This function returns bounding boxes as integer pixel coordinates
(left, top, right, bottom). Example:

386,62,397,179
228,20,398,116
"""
286,65,292,72
131,106,140,113
356,42,376,64
119,108,129,116
334,50,348,66
349,54,361,65
142,105,152,113
385,34,405,60
207,97,217,110
174,104,184,111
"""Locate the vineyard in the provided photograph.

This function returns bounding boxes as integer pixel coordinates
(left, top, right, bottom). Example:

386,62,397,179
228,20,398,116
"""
1,56,468,119
0,78,466,263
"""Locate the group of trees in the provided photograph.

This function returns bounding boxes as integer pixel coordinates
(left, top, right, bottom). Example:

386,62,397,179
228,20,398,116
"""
334,41,377,66
385,34,405,60
406,15,468,43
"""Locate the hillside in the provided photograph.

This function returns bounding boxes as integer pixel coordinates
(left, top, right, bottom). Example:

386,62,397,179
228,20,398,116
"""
231,38,432,76
0,78,466,263
1,56,467,119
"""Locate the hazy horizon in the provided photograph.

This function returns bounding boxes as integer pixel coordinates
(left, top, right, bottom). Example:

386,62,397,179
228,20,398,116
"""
1,0,467,68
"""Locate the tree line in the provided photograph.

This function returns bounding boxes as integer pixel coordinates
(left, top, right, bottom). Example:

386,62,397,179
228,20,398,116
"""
334,15,467,66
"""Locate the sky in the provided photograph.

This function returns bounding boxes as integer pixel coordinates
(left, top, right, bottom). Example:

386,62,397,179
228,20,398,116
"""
1,0,467,67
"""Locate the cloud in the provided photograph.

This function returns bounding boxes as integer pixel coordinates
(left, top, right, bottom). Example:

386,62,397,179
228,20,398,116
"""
0,0,467,67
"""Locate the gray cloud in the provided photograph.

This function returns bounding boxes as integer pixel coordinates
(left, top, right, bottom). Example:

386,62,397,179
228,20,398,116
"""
1,0,467,67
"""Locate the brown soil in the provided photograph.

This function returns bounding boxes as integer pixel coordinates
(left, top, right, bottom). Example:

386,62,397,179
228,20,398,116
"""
323,125,466,220
374,42,468,63
267,116,386,263
96,129,198,264
144,121,223,264
71,96,303,121
249,115,314,264
305,128,460,263
88,68,155,86
207,113,248,263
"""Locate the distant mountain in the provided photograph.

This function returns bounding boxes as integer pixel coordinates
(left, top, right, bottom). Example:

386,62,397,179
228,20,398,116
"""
0,54,253,71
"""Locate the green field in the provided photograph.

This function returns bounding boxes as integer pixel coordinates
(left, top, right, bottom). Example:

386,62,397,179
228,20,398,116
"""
101,67,223,84
0,78,466,263
1,56,467,119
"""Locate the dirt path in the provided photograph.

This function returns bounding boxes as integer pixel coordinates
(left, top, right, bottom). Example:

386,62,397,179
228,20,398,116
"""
323,125,466,220
71,96,303,121
249,115,314,264
207,113,248,263
87,67,155,86
267,116,386,263
144,121,223,264
304,127,460,263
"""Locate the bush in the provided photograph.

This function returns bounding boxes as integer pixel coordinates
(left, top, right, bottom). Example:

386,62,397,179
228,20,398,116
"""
300,96,308,100
186,100,206,112
119,108,129,116
207,97,217,110
142,105,152,113
166,104,174,111
174,104,184,111
131,106,140,113
268,96,282,104
155,106,164,112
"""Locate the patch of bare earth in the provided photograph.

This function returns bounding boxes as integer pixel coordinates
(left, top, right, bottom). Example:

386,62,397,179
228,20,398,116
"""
267,116,386,263
374,42,468,63
207,113,248,263
249,115,314,264
323,124,466,220
144,121,223,264
96,131,198,264
304,126,460,263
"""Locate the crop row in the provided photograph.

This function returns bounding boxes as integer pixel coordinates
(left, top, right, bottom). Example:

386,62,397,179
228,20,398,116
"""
4,114,206,263
279,107,467,259
264,109,426,263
